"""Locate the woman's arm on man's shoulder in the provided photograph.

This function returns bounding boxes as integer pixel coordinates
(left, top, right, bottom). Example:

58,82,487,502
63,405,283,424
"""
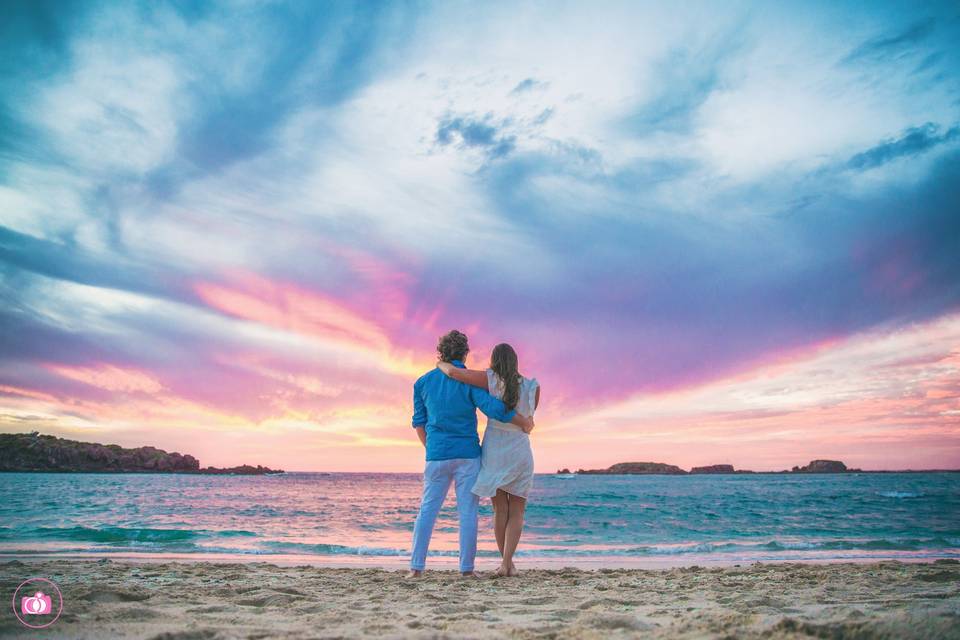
437,361,489,390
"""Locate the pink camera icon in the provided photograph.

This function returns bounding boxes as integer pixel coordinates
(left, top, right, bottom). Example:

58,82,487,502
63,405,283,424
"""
13,578,62,628
21,591,52,615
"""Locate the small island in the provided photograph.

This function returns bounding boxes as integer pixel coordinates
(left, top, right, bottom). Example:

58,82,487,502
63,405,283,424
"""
0,432,283,475
790,459,854,473
577,462,687,475
690,464,738,474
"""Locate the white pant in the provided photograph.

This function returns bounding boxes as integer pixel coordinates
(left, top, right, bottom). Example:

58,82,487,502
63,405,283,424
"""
410,457,481,572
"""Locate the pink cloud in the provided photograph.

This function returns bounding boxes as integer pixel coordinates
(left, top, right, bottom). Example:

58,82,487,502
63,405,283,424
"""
0,384,60,404
194,272,391,351
315,239,417,323
44,363,164,394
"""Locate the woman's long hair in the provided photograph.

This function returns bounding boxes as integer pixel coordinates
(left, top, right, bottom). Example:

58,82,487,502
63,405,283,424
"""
490,343,521,411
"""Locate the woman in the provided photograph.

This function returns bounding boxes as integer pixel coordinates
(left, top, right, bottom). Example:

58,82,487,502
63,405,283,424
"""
438,343,539,577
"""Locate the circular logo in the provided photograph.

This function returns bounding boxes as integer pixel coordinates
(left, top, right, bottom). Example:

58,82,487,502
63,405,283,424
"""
12,577,62,629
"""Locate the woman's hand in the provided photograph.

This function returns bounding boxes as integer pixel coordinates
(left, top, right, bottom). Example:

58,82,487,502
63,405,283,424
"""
437,361,454,375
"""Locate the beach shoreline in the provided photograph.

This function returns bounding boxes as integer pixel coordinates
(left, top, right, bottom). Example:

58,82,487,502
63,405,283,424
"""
2,550,958,570
2,559,957,639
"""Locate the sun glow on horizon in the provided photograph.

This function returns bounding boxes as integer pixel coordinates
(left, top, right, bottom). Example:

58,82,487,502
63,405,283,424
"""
2,307,957,472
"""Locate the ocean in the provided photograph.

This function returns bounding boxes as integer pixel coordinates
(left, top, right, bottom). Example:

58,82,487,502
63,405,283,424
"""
1,472,958,566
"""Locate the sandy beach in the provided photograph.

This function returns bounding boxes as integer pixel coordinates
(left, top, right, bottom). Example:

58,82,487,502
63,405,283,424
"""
1,559,957,639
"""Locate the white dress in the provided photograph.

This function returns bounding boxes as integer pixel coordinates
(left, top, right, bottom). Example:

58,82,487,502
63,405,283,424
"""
472,369,538,499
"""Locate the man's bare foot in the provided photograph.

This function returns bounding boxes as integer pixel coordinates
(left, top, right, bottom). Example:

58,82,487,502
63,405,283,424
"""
460,570,479,579
406,569,423,579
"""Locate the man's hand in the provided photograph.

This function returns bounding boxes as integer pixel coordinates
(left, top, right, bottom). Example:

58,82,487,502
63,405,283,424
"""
512,414,535,434
415,426,427,447
437,361,454,375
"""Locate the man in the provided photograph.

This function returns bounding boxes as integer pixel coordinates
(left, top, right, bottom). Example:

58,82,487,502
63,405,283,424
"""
409,330,534,578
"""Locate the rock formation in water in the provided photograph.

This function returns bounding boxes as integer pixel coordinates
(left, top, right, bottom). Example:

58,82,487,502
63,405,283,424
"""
690,464,736,474
792,459,848,473
0,432,282,474
199,464,280,475
577,461,688,475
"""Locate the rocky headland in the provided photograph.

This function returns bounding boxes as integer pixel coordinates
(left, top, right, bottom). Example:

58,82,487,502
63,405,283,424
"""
0,432,283,474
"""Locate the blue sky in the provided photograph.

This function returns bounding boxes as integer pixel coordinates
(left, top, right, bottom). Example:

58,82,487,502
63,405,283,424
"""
1,1,959,471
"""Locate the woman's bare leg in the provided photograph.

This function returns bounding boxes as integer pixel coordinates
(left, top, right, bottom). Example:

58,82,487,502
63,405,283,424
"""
491,490,510,575
502,494,526,575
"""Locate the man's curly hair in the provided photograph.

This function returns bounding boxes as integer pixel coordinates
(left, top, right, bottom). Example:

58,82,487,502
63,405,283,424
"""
437,330,470,363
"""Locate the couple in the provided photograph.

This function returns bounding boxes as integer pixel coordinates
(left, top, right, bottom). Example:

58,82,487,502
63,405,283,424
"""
408,329,540,578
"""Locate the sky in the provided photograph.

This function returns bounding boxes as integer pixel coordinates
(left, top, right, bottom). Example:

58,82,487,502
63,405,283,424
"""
1,1,958,472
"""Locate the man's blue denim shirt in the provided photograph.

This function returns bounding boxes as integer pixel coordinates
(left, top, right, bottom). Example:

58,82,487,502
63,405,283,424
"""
412,360,517,461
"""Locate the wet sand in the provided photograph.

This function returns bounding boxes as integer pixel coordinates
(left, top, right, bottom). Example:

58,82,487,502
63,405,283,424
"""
1,559,958,638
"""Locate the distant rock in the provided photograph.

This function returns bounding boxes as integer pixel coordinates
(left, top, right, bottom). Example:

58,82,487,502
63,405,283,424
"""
794,459,847,473
556,468,571,474
0,432,282,475
578,462,687,475
199,465,280,475
690,464,735,474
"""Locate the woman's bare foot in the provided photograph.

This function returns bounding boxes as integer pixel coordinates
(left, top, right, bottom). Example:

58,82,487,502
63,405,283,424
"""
406,569,423,579
495,563,510,577
507,563,520,577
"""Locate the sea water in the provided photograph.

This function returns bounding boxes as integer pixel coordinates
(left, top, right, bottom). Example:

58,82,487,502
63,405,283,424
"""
1,472,957,565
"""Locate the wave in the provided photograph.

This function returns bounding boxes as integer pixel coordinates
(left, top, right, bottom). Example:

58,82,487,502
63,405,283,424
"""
261,541,413,557
518,538,960,557
2,526,257,544
36,526,198,543
509,538,960,557
5,521,959,557
259,538,960,557
3,534,957,558
876,491,924,499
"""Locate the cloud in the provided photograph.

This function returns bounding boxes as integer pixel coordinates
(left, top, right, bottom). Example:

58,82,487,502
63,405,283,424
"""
435,114,517,159
846,122,959,171
45,363,164,393
192,272,392,354
0,224,187,305
4,1,421,217
842,18,937,64
168,3,416,179
625,34,743,134
32,48,182,175
510,78,548,95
